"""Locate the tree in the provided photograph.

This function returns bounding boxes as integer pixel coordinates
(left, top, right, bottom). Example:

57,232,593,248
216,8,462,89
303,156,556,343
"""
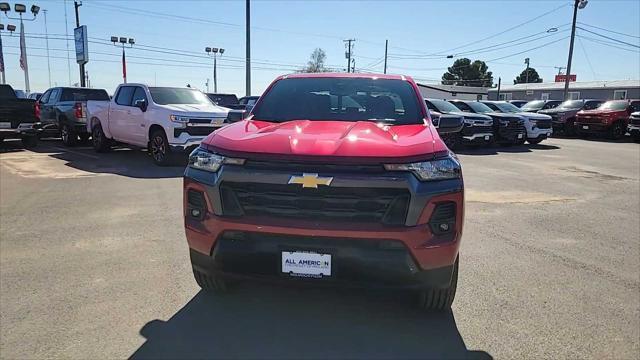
300,48,329,73
441,58,493,87
514,67,543,84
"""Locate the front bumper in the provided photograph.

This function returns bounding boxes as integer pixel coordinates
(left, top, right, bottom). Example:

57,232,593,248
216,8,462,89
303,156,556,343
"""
628,124,640,137
575,122,610,133
170,125,225,152
527,126,553,139
184,164,464,286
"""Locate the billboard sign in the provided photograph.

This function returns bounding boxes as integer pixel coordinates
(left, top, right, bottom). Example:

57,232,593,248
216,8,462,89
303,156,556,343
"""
555,74,576,82
74,26,89,65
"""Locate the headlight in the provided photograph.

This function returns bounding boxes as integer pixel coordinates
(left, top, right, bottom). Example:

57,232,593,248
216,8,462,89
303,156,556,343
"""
170,115,189,124
529,120,538,127
384,153,461,181
463,118,475,125
188,147,245,173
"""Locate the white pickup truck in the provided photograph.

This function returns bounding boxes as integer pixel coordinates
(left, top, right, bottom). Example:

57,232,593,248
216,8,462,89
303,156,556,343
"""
87,84,229,165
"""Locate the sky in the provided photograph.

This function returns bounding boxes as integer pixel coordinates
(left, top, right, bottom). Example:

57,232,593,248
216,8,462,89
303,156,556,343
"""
1,0,639,95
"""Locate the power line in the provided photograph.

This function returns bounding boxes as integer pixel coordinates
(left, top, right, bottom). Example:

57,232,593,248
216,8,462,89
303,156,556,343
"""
578,22,640,39
577,36,597,80
576,27,640,49
486,36,569,62
577,35,640,53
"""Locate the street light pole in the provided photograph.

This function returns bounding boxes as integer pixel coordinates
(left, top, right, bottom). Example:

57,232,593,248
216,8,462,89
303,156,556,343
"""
2,4,40,93
43,9,51,87
111,36,134,84
563,0,588,100
206,47,224,93
0,23,5,84
524,58,530,83
74,1,85,87
245,0,251,96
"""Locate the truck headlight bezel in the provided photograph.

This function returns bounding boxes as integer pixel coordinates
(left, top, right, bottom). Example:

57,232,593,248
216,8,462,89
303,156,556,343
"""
384,152,461,181
188,147,245,173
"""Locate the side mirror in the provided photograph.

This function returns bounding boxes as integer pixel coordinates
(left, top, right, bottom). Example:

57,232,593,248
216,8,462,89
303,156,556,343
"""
437,116,464,134
134,99,147,112
226,110,247,123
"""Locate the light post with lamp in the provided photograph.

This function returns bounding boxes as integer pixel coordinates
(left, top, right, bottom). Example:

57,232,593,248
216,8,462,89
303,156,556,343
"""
111,36,134,83
1,2,40,93
205,46,224,93
563,0,589,100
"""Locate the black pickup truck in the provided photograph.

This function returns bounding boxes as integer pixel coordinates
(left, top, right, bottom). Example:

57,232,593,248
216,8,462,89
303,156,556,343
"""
0,84,38,148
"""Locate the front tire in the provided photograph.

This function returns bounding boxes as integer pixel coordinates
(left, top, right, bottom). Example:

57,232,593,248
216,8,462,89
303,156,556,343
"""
92,123,112,153
527,137,544,145
149,129,172,166
61,124,77,147
608,121,625,140
418,257,458,312
193,268,228,293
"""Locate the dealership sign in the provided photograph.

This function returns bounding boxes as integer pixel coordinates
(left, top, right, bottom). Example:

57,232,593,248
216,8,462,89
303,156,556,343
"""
555,74,576,82
74,26,89,65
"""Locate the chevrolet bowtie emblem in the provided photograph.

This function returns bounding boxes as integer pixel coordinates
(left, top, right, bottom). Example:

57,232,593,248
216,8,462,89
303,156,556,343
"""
288,173,333,188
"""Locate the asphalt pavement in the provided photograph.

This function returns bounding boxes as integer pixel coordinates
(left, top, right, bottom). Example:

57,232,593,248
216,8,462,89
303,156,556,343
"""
0,137,638,359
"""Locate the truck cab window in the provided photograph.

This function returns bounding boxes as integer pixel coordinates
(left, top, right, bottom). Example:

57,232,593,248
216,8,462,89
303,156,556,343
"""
115,87,135,106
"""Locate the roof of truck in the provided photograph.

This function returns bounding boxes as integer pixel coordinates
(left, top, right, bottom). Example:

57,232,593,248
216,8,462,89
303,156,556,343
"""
282,72,410,81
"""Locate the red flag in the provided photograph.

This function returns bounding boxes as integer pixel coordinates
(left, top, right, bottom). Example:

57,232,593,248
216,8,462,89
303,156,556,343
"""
122,49,127,82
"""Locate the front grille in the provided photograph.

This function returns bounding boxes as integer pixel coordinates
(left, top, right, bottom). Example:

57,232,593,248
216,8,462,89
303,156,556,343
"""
174,127,217,137
578,116,601,124
498,118,525,137
536,120,552,129
244,160,385,174
462,124,492,136
630,117,640,126
220,182,410,225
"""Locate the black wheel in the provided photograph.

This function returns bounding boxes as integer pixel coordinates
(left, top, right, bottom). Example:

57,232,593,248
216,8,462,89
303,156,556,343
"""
61,124,77,147
192,268,228,293
418,257,458,312
92,123,111,153
608,121,625,140
149,129,172,166
21,136,38,149
564,119,576,136
527,137,543,145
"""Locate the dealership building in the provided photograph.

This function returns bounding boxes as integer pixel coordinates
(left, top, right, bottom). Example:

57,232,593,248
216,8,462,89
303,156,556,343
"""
487,80,640,101
417,83,489,101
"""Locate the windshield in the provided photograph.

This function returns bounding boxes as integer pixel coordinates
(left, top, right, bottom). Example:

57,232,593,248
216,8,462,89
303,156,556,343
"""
252,77,422,124
427,99,460,113
521,100,545,111
597,101,628,111
467,101,494,114
207,94,239,106
149,87,213,105
492,102,522,113
558,100,584,109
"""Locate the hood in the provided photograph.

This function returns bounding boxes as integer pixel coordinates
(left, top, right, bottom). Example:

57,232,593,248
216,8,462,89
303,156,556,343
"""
517,112,552,120
158,103,229,116
540,107,578,115
484,112,522,120
203,119,444,160
444,111,492,120
578,109,623,115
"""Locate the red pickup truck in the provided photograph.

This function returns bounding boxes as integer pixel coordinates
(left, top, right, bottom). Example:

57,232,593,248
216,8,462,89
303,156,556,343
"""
575,99,640,139
183,73,464,311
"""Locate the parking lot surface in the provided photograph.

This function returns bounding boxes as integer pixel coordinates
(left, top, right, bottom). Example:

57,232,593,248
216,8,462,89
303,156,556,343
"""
1,138,638,359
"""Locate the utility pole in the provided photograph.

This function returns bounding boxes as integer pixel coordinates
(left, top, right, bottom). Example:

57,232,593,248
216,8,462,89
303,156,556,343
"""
245,0,251,96
206,78,210,93
524,58,530,83
344,39,354,73
496,77,501,100
74,1,85,87
85,70,89,88
43,9,51,87
63,0,71,85
554,66,566,75
564,0,588,100
383,39,388,74
0,24,5,84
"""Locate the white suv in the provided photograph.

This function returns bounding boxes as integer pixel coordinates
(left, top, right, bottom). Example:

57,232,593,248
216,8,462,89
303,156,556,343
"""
87,84,229,165
482,101,553,144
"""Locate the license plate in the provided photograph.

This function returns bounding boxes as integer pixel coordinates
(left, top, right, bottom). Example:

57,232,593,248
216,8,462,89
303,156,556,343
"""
582,125,589,130
282,251,331,278
0,122,11,129
484,135,490,141
517,133,523,139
